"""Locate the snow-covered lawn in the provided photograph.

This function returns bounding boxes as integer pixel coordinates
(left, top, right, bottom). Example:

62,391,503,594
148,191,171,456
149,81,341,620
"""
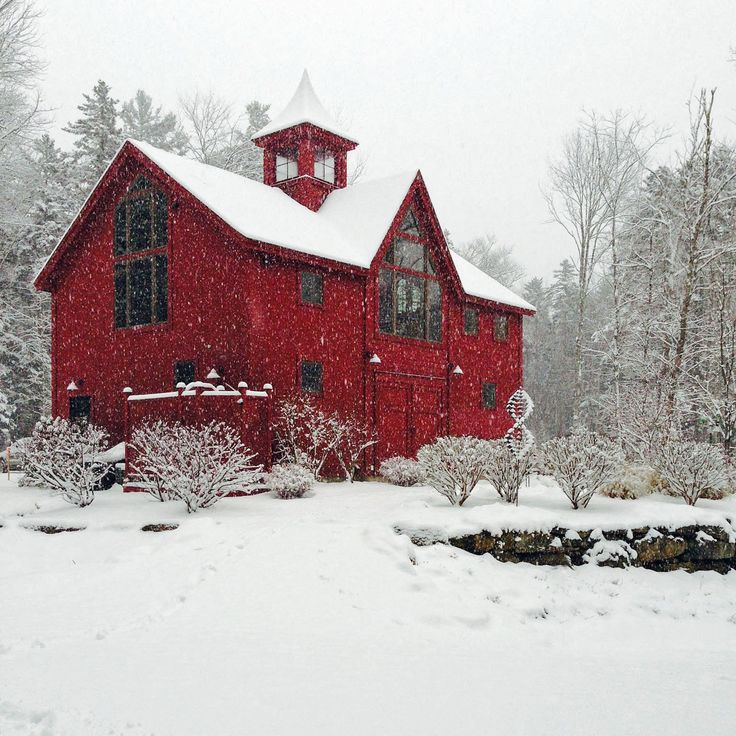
1,474,735,735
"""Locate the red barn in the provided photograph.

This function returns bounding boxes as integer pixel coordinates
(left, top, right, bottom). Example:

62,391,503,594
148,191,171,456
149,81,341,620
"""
34,72,535,471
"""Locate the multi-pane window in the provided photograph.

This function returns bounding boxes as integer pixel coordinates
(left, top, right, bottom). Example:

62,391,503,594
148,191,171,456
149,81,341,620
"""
378,207,441,343
276,150,298,182
482,383,497,409
464,307,479,335
494,314,509,341
113,176,168,329
313,148,335,183
301,360,323,394
301,271,323,305
174,360,195,387
69,396,91,423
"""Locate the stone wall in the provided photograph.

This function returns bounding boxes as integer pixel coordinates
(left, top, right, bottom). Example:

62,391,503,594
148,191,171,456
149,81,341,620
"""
404,524,736,573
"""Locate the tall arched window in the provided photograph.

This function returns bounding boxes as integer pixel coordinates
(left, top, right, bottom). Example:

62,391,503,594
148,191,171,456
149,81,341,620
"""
113,176,168,328
378,207,441,342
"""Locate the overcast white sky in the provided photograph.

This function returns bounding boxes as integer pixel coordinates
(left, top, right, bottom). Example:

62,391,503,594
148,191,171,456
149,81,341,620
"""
36,0,736,280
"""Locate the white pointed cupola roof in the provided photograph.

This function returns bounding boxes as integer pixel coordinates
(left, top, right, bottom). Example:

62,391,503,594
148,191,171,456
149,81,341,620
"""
252,70,357,143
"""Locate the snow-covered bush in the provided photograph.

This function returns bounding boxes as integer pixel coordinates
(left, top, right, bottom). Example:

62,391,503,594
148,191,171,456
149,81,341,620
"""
331,414,376,482
268,463,313,499
132,421,262,512
484,439,534,505
539,433,624,509
274,396,334,477
274,397,374,481
129,420,175,501
379,456,425,486
417,436,488,506
653,441,730,506
22,416,110,507
598,463,658,500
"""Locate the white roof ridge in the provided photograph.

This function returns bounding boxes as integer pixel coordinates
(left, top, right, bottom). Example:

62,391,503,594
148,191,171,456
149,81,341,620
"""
252,70,356,143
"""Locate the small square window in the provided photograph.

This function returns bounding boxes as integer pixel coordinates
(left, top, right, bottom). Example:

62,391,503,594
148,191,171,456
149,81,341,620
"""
301,360,323,394
174,360,195,387
482,383,496,409
301,272,323,305
464,307,479,336
276,151,298,182
494,315,509,342
69,396,91,423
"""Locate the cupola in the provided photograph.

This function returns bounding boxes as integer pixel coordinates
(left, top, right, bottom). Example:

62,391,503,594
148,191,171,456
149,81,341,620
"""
252,71,358,211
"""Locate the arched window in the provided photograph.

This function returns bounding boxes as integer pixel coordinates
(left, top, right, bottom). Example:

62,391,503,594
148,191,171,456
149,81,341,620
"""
113,176,168,328
378,207,441,342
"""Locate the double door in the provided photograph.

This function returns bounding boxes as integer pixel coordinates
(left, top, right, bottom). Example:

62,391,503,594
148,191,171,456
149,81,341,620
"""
375,373,445,463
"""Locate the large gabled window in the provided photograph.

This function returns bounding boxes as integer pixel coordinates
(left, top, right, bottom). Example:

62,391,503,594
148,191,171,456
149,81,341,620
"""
378,207,442,343
113,176,168,329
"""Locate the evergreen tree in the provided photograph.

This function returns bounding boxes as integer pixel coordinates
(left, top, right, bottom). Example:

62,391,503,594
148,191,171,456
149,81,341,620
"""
63,79,121,186
121,89,189,153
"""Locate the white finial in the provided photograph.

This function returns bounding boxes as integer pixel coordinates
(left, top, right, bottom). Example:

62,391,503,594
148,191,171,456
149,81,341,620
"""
369,353,382,364
66,381,78,392
452,365,464,375
206,368,220,380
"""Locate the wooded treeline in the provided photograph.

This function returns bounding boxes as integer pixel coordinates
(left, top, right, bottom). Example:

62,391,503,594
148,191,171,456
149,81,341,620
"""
0,1,270,440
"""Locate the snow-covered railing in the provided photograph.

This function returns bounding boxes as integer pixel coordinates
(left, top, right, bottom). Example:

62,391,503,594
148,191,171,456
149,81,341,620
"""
123,380,274,490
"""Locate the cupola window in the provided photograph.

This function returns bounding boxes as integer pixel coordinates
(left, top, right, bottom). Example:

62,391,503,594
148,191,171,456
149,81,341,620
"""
313,148,335,183
276,150,298,182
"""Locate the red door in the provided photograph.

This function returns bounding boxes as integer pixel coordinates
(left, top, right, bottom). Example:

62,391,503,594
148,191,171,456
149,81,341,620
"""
375,373,445,464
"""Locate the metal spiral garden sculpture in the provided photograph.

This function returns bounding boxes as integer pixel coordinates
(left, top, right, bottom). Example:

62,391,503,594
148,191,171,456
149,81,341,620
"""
504,388,535,458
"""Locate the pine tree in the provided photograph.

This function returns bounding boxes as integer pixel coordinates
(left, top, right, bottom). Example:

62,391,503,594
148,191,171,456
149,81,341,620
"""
121,89,189,153
63,79,122,187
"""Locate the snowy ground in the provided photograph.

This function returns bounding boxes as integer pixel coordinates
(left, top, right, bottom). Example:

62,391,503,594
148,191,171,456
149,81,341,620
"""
1,474,735,735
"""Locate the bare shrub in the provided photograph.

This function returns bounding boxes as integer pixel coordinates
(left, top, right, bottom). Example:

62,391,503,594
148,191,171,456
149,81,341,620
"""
274,397,374,481
22,417,110,507
484,439,534,505
653,441,730,506
379,456,425,486
417,436,488,506
129,420,175,501
539,433,624,509
132,421,262,512
268,463,313,499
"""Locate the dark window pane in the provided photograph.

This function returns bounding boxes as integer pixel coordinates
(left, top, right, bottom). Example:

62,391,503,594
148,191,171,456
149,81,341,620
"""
174,360,195,386
301,360,323,394
129,175,151,192
128,257,153,326
464,307,479,335
400,208,421,236
301,271,323,305
427,281,442,342
114,263,127,328
69,396,91,423
426,252,436,276
114,203,127,256
153,190,168,246
494,315,509,341
128,195,153,252
378,269,393,334
393,238,426,272
482,383,497,409
154,254,168,322
395,273,425,339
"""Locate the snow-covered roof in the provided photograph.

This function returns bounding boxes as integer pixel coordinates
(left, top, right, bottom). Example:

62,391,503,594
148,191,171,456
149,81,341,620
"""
252,70,357,143
450,252,534,311
37,135,533,312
